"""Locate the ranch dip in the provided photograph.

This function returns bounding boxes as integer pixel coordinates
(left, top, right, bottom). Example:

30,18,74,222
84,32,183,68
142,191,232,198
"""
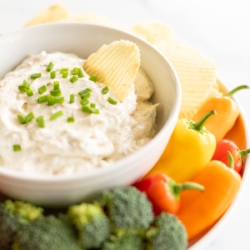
0,52,157,175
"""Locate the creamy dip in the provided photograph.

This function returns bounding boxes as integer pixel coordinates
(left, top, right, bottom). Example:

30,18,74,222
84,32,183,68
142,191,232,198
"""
0,52,157,175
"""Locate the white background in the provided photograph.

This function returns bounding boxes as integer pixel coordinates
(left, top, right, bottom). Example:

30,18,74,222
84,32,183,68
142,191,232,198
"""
0,1,250,249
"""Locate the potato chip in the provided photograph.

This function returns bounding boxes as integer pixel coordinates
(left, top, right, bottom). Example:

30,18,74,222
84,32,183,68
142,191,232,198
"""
24,4,69,27
83,40,140,102
134,68,154,101
132,22,172,44
131,23,220,119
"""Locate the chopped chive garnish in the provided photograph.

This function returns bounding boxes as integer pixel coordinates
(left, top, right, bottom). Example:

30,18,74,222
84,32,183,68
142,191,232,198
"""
107,97,117,105
60,68,68,74
80,92,91,99
38,95,49,103
50,110,63,121
90,103,96,108
17,115,25,124
18,85,28,92
46,62,54,72
48,96,55,106
72,68,84,78
62,71,68,78
78,88,92,95
30,73,42,80
54,96,64,104
82,105,100,114
70,76,78,83
71,68,77,75
102,86,109,94
26,88,33,97
24,112,34,123
13,144,21,152
90,107,100,114
53,81,60,90
50,90,62,96
36,116,45,128
38,85,47,94
81,99,89,106
69,94,75,104
77,68,84,78
82,106,92,114
89,75,98,82
50,71,56,79
18,80,30,92
67,117,74,123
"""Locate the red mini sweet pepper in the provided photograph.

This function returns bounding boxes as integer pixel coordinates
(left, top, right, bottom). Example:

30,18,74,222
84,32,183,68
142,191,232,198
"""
133,173,204,215
212,139,250,174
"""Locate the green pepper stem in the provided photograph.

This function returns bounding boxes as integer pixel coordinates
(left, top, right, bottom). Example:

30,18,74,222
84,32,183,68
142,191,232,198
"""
227,151,234,169
239,148,250,158
192,110,216,131
226,85,249,98
169,179,205,200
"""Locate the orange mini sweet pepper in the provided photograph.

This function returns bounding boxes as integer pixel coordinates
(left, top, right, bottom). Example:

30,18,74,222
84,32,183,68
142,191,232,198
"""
192,85,249,141
145,110,216,182
176,157,241,241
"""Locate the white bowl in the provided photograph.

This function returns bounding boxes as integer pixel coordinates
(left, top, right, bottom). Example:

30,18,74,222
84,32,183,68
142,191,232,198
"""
0,23,181,207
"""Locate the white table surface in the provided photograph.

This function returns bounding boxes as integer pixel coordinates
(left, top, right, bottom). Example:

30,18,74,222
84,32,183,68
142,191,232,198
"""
0,1,250,249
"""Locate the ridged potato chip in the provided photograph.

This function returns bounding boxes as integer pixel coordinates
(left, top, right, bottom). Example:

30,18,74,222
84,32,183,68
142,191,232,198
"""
83,40,140,102
131,23,220,119
24,4,69,27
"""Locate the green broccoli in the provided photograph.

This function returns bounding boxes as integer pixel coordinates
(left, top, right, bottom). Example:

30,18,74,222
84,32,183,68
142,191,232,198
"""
96,186,154,234
68,203,110,249
102,233,146,250
12,215,82,250
0,200,43,250
146,212,188,250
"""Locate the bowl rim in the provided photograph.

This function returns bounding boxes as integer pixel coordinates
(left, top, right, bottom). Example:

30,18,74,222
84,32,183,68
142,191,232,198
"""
0,22,182,182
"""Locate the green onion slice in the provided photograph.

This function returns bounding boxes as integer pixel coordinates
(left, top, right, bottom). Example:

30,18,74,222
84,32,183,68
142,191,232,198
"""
24,112,35,123
78,88,92,95
90,103,96,108
30,73,42,80
38,95,49,103
80,92,91,99
107,97,117,105
50,90,62,96
54,96,64,104
26,88,33,97
18,80,30,92
102,86,109,94
67,117,74,123
62,71,68,78
50,110,63,121
46,62,54,72
81,99,89,106
82,105,100,114
53,81,60,90
50,71,56,79
36,116,45,128
48,96,55,106
69,94,75,104
17,115,25,124
13,144,21,152
60,68,68,74
38,85,47,94
89,75,98,82
70,76,78,83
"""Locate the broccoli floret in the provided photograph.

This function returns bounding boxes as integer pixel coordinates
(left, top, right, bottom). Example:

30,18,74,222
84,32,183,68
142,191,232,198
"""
68,203,110,249
146,212,188,250
97,186,154,234
12,215,82,250
102,234,146,250
0,200,43,250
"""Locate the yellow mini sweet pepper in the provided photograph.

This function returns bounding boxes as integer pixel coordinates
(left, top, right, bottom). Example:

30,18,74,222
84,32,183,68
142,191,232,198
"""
145,110,216,182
